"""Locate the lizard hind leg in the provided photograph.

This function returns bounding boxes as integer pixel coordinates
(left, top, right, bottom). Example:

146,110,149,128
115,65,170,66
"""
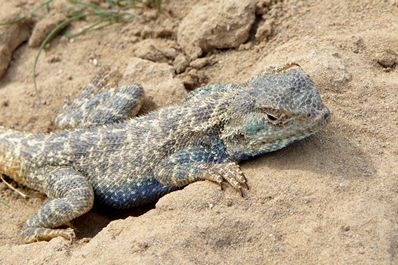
21,167,94,243
55,66,144,129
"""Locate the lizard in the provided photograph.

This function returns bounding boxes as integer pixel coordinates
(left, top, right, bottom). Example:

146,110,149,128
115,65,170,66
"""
0,64,330,243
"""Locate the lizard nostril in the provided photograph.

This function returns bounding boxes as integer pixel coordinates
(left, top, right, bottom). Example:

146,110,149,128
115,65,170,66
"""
323,112,330,121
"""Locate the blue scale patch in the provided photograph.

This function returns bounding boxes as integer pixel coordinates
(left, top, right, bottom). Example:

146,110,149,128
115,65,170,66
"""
96,177,177,209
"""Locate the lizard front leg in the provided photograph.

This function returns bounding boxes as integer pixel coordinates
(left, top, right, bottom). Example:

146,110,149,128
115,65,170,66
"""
21,167,94,243
154,146,248,194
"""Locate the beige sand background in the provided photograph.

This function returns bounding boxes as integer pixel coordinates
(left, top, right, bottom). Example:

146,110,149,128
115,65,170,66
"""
0,0,397,264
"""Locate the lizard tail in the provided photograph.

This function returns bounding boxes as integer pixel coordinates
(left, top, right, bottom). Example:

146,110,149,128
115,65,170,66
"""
0,127,31,184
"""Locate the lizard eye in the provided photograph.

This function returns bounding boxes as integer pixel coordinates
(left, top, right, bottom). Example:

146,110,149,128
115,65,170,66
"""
266,114,278,121
259,107,287,125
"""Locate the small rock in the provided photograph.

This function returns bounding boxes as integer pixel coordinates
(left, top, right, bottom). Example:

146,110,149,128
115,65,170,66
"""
133,40,165,62
127,36,139,44
154,27,174,38
123,58,187,107
255,45,354,93
375,49,397,68
48,0,70,11
129,28,142,37
177,0,256,58
256,0,273,15
48,55,62,63
173,54,190,74
1,100,9,107
238,42,253,51
351,37,365,54
189,57,211,69
133,39,179,63
140,25,154,38
161,47,179,60
154,19,176,38
255,20,273,41
311,52,353,92
142,9,159,21
79,238,91,244
341,225,350,232
28,12,67,48
0,20,31,80
178,72,198,90
178,69,208,90
225,200,233,207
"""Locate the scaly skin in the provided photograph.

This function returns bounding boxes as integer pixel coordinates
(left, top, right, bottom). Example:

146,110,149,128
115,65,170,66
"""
0,64,330,243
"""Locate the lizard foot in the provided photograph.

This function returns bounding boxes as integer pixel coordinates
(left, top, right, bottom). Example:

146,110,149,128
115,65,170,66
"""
21,226,75,244
206,162,249,196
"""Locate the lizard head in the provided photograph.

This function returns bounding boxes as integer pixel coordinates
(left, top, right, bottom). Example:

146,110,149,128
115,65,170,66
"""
221,65,330,161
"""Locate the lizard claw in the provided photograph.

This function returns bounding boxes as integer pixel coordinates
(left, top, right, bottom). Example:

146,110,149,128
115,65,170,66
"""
239,188,244,197
241,181,250,190
207,162,249,195
219,181,225,191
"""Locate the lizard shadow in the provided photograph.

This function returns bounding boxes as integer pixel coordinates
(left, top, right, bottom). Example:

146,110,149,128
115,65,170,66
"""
242,124,376,181
74,203,157,239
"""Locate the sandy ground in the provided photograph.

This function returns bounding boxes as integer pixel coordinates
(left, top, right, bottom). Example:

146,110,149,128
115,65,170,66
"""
0,0,397,264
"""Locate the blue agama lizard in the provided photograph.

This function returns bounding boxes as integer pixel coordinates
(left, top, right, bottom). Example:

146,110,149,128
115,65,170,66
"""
0,64,330,243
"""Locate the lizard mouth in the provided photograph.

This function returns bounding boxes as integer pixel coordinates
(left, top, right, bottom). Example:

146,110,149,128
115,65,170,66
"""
292,107,331,139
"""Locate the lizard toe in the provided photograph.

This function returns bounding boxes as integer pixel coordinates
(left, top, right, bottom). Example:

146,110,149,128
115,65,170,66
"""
22,226,76,244
207,162,248,194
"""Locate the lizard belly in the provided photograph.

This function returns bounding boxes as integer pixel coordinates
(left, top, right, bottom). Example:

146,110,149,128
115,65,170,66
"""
93,175,177,209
